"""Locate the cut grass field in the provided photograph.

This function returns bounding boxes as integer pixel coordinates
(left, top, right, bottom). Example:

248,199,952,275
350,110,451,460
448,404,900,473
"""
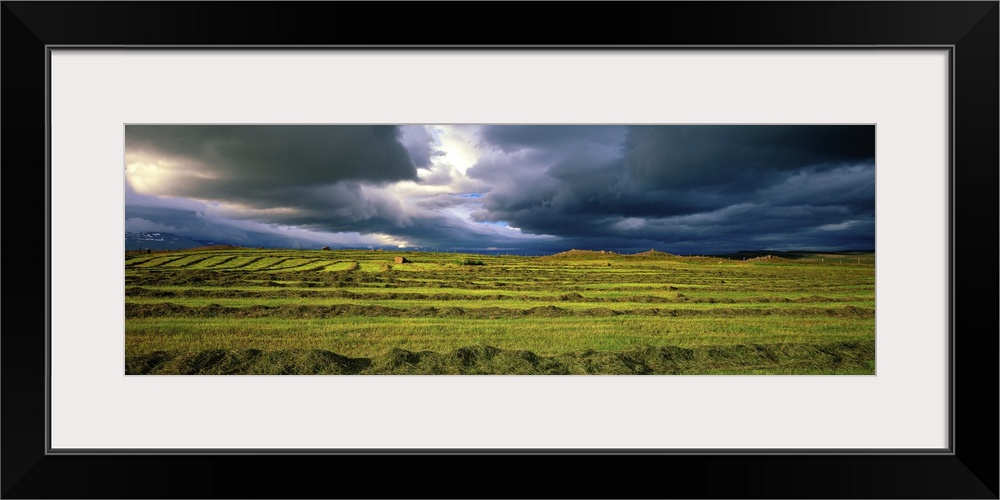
125,248,875,375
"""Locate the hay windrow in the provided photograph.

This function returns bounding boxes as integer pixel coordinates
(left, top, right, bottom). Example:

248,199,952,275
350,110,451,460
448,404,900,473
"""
125,302,874,319
126,340,875,375
125,286,866,305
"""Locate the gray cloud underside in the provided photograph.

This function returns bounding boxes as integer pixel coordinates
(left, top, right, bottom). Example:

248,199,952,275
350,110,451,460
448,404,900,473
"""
126,125,419,190
125,201,551,252
467,125,875,253
124,205,321,249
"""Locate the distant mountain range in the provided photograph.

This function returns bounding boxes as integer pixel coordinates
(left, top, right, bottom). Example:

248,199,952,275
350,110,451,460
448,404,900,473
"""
125,232,224,251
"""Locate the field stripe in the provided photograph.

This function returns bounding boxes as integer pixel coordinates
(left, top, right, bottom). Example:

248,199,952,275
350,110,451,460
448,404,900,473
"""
279,261,338,272
126,302,874,319
131,255,191,268
200,255,241,268
248,257,297,271
125,255,161,266
266,258,329,272
161,254,221,268
222,256,267,270
122,286,866,304
126,339,876,375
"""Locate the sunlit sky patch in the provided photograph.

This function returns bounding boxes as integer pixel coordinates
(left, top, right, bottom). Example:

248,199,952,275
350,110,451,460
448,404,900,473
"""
124,125,875,254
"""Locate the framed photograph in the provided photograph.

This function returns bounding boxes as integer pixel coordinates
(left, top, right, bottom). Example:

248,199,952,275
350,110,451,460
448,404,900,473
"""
120,121,879,379
3,2,996,498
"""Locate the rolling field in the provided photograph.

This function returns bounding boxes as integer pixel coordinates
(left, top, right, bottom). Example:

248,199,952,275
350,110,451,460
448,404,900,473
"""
125,248,875,375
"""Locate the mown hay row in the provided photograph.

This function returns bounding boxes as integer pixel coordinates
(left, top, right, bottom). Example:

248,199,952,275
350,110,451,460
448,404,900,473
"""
199,255,242,268
131,255,192,268
159,254,221,268
126,340,875,375
124,286,868,305
217,256,268,270
125,302,875,319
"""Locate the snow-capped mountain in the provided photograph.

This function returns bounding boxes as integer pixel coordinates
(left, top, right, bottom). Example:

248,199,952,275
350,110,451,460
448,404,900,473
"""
125,232,222,251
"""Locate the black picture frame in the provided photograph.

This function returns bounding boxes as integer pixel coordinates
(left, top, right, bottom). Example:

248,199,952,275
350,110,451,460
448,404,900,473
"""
3,2,997,498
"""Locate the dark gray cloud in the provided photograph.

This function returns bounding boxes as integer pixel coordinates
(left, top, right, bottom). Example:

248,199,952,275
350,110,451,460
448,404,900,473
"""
623,125,874,190
126,125,418,194
478,125,626,153
467,125,875,253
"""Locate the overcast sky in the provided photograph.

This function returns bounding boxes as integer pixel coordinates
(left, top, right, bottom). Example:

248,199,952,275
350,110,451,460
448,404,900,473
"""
124,125,875,255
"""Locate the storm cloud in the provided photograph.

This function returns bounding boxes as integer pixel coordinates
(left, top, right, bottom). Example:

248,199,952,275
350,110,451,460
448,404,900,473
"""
126,125,418,195
125,124,875,254
459,125,875,253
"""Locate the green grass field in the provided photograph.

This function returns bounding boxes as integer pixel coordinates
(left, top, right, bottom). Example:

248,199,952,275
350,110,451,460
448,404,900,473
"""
125,248,875,375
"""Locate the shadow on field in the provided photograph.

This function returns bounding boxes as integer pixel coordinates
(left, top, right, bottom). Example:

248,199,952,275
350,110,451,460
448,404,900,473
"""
126,340,874,375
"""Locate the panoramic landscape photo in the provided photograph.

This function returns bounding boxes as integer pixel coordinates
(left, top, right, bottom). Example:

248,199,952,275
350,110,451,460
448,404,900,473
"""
124,124,875,375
